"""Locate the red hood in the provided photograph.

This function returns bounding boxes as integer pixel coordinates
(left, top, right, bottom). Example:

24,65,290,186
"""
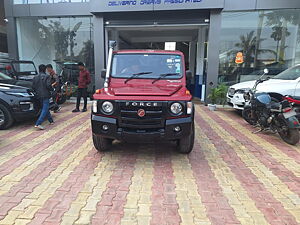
111,84,182,96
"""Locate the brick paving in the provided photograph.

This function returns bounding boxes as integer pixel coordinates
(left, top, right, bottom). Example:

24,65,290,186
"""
0,103,300,225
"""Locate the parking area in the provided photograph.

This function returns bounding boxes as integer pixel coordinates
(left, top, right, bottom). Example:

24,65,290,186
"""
0,103,300,225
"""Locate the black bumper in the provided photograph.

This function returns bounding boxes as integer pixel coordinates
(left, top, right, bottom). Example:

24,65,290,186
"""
13,110,39,121
10,99,40,121
91,115,193,142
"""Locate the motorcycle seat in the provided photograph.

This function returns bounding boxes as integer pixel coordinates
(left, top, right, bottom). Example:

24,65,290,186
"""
270,102,281,110
290,96,300,101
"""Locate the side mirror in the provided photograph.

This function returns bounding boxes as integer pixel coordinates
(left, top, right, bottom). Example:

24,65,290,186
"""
264,68,269,74
101,69,107,79
109,40,117,48
186,71,192,81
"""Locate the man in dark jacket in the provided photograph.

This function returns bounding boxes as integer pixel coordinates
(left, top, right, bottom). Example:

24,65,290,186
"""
32,64,54,130
46,64,61,113
72,62,91,112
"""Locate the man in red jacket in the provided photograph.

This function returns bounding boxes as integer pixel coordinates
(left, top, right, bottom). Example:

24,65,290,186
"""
72,62,91,112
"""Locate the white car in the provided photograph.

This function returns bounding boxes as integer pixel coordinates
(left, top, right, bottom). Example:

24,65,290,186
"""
227,65,300,110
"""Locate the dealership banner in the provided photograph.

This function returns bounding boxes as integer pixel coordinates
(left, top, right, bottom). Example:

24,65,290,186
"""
108,0,203,7
90,0,224,12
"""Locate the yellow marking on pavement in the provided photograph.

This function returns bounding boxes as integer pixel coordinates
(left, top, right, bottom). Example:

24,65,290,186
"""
0,137,94,224
0,104,73,138
0,120,90,197
194,121,269,225
120,150,154,225
197,107,300,223
210,106,300,178
0,112,88,168
0,110,73,147
172,154,211,225
60,153,119,225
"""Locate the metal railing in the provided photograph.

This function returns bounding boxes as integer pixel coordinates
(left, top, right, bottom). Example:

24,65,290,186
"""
14,0,89,4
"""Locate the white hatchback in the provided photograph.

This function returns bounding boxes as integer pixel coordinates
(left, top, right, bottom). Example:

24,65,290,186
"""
227,65,300,110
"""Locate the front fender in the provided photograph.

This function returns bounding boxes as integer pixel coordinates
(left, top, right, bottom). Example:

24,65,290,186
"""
287,116,300,129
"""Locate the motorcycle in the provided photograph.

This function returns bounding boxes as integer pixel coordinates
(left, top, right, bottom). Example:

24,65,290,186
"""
242,69,300,145
54,80,72,105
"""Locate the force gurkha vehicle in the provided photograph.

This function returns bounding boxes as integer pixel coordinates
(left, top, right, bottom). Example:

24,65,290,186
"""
91,41,195,153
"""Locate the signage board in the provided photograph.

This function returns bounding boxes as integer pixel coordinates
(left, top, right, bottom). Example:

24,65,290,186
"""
90,0,224,12
235,52,244,64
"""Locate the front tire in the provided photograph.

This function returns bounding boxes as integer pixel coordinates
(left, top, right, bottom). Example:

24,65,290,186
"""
242,106,257,125
278,128,300,145
0,104,14,130
92,134,112,152
177,122,195,154
57,94,67,105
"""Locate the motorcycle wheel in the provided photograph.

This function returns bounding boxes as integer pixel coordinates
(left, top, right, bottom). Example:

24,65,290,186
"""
278,128,300,145
242,106,257,125
57,94,67,105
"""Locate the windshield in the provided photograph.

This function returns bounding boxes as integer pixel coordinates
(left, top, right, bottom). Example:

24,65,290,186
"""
272,65,300,80
0,72,13,80
12,62,37,75
111,54,183,79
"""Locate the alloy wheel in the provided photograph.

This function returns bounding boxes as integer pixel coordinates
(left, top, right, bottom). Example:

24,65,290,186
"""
0,108,5,126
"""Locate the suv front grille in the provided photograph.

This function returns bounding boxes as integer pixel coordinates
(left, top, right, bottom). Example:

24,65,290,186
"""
118,101,165,129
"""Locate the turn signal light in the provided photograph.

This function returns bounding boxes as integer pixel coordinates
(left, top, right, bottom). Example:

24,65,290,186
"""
186,90,191,95
187,102,193,114
95,89,101,94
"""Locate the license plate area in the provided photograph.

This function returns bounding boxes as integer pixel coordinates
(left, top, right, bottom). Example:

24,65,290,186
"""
283,109,297,119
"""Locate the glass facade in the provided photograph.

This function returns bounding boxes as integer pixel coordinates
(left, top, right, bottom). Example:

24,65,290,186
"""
219,9,300,86
0,0,8,55
16,17,94,80
14,0,89,4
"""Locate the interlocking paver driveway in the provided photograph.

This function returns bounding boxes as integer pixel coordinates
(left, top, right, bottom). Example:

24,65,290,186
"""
0,103,300,225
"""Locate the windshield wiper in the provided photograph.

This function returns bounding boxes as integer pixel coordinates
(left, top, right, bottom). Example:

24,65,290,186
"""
152,73,180,84
124,72,153,84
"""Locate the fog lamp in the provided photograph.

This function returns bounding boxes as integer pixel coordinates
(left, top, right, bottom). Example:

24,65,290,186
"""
102,125,109,131
174,126,181,132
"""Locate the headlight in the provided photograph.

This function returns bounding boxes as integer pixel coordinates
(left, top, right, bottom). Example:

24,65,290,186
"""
92,101,98,113
228,88,235,96
243,92,251,101
5,92,32,97
102,101,114,114
170,102,183,115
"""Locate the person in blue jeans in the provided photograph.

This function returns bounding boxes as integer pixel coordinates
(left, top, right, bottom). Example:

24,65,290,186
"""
32,64,54,130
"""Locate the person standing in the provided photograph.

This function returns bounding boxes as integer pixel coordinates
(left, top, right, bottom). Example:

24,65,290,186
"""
46,64,61,113
33,64,54,130
72,62,91,112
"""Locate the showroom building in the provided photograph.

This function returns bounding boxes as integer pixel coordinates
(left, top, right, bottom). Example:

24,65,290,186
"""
4,0,300,99
0,0,8,59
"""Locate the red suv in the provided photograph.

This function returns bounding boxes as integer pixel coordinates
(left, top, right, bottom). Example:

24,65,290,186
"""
91,42,194,153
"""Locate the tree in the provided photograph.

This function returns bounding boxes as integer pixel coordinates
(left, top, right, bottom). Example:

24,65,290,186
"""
254,11,265,68
265,10,300,63
235,31,276,68
78,40,94,72
40,20,82,62
48,21,69,61
69,22,82,58
270,24,290,61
